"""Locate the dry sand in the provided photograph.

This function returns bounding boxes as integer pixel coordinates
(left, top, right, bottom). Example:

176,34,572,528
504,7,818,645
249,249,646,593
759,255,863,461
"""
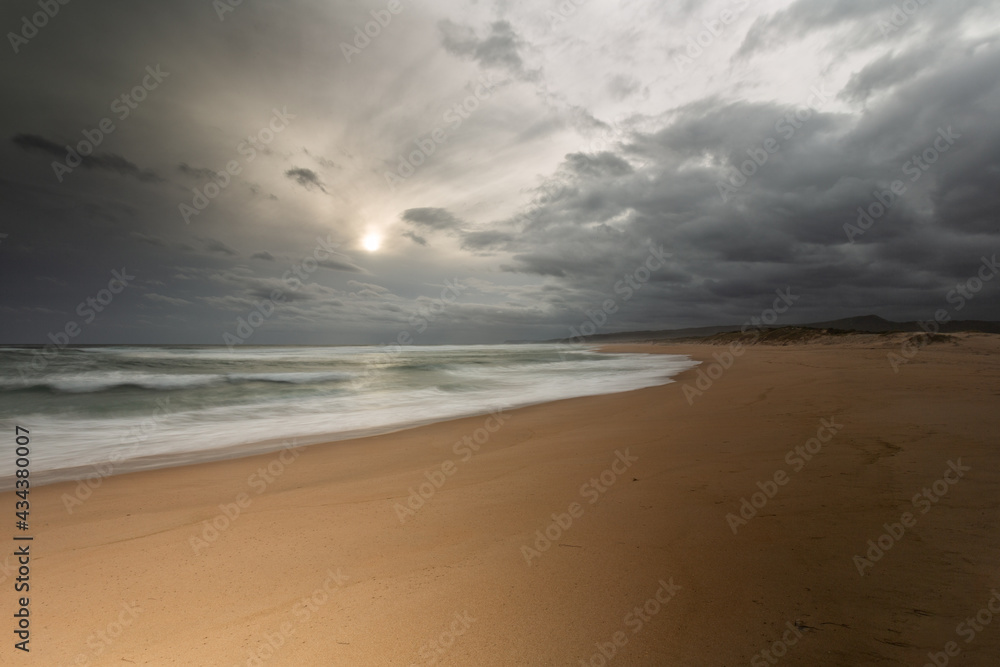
5,334,1000,666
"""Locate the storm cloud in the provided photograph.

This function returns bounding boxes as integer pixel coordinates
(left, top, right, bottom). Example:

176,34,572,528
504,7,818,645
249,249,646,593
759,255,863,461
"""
1,0,998,344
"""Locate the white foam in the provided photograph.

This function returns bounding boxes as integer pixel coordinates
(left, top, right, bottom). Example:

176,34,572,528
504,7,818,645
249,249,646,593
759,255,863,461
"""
0,347,698,481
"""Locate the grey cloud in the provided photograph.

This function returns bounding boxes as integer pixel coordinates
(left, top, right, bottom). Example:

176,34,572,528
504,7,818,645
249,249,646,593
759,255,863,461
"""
735,0,987,63
2,0,999,343
12,133,160,182
195,269,340,306
347,280,392,299
303,149,341,170
178,163,217,180
130,232,166,247
146,293,192,306
317,258,366,273
467,37,1000,325
606,74,643,100
734,0,886,61
402,208,465,231
402,230,428,246
285,168,327,193
841,49,927,103
439,19,539,81
564,152,634,178
460,230,516,251
201,238,239,256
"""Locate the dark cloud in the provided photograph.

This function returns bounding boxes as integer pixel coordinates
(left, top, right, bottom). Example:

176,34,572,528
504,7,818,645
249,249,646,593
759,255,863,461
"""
130,232,166,247
564,152,634,178
347,280,391,298
460,35,1000,328
401,208,465,231
439,19,539,81
178,163,218,180
303,148,341,170
1,0,998,344
734,0,985,61
12,133,160,182
461,230,516,251
200,238,239,256
285,167,327,192
734,0,884,61
606,74,643,100
146,293,191,306
402,230,428,246
317,258,366,273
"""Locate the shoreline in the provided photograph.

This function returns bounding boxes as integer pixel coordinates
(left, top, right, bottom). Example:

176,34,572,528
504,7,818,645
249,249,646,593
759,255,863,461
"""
0,346,698,490
7,334,1000,665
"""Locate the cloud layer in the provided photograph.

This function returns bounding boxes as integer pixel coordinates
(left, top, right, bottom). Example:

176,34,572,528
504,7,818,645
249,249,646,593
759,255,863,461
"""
1,0,998,344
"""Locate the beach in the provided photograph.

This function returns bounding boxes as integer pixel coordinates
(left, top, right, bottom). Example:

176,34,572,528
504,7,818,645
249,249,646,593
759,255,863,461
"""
9,334,1000,666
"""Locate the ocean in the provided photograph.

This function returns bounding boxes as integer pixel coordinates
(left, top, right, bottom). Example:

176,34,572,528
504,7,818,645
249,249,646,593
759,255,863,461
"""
0,344,697,486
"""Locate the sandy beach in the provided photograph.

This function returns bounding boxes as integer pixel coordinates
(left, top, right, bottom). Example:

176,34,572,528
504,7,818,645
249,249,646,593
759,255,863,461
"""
8,334,1000,666
6,1,999,664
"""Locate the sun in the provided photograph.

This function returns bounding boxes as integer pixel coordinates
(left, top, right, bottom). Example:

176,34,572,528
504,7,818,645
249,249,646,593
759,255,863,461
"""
361,233,382,252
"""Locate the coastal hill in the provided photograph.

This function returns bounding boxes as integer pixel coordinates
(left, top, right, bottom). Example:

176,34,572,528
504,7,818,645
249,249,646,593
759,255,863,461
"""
510,314,1000,344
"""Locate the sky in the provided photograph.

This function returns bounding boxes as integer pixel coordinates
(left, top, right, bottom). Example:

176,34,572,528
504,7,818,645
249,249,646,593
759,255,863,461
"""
1,0,999,345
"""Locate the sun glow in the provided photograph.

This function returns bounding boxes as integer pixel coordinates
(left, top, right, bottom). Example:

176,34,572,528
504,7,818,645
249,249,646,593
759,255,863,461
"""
361,233,382,252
